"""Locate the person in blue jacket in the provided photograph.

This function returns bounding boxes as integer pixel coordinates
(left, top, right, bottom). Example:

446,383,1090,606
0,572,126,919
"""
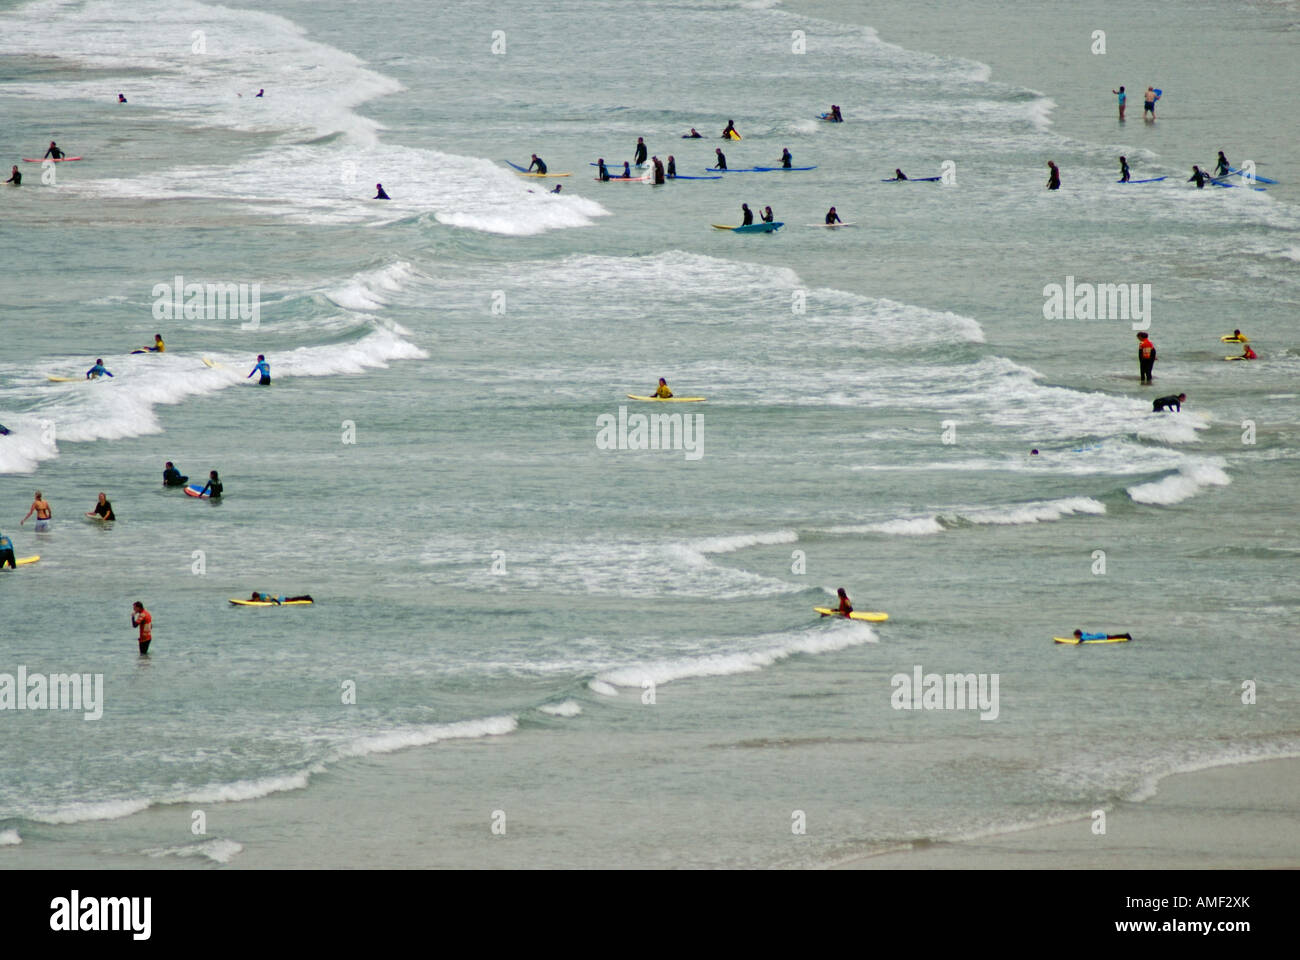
248,354,270,385
0,531,16,570
86,359,113,379
1072,630,1132,642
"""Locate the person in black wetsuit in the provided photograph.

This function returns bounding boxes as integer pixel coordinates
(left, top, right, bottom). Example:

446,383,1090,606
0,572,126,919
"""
5,165,19,186
666,156,676,178
634,138,647,166
779,148,792,169
551,183,562,194
1215,151,1230,178
741,203,753,226
0,424,11,436
683,128,702,139
596,158,610,181
714,148,727,171
256,88,264,98
1119,156,1130,182
651,156,664,185
1153,393,1186,412
87,492,115,521
198,470,223,499
528,154,547,174
721,120,737,139
831,105,843,123
760,205,774,223
374,183,390,199
825,207,841,224
888,168,908,181
162,462,188,487
44,142,64,160
118,93,127,103
1046,160,1060,190
1188,165,1207,189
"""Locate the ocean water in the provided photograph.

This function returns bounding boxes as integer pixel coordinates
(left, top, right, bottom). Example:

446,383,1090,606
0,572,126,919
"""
1,0,1297,868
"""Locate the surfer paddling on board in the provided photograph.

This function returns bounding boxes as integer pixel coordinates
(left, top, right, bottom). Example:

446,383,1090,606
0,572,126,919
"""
683,128,702,139
1225,328,1247,342
714,148,727,171
652,378,673,399
250,591,314,604
87,492,115,522
1152,393,1186,413
528,154,547,174
1046,160,1061,190
825,207,841,224
374,183,390,199
5,165,19,186
1136,331,1156,384
163,462,188,487
1072,630,1132,642
198,470,223,499
131,601,152,654
21,491,51,531
44,141,65,160
887,169,909,181
1119,156,1130,183
248,354,271,385
86,359,113,379
835,588,853,616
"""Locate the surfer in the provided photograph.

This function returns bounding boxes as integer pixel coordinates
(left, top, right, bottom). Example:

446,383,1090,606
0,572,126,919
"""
1152,392,1186,413
249,592,314,604
528,154,547,174
146,333,165,352
1112,86,1126,121
162,462,188,487
131,601,152,654
117,93,127,103
634,137,647,166
87,492,115,522
741,203,753,226
1136,331,1156,384
1215,151,1230,178
21,491,51,531
44,141,64,160
836,588,853,616
550,184,562,194
653,378,673,399
652,156,665,185
374,183,390,199
760,205,774,223
0,531,14,570
779,148,793,169
1119,155,1130,183
86,359,113,379
825,207,841,224
1225,328,1247,342
714,148,727,171
666,156,677,178
596,158,610,181
256,89,264,98
1072,630,1132,642
620,161,632,178
721,120,738,140
0,424,10,435
683,128,702,139
1188,165,1208,189
826,105,843,122
887,169,908,181
1046,160,1060,190
198,470,223,499
248,354,271,385
5,165,19,186
1143,87,1158,119
1238,343,1257,360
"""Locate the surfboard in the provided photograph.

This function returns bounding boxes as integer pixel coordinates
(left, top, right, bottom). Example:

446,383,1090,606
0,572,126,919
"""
752,166,818,172
816,114,842,122
1224,355,1254,361
22,157,82,163
626,395,706,402
1153,88,1162,98
46,375,77,382
706,167,764,173
595,175,650,182
16,555,40,566
1227,167,1278,184
880,177,941,182
516,171,571,178
589,163,646,168
1221,335,1249,343
806,222,857,227
84,513,113,523
184,484,210,499
229,598,314,606
713,222,783,233
667,174,723,180
725,131,741,140
201,357,224,368
1054,635,1130,644
503,160,529,172
1120,177,1167,183
814,607,889,623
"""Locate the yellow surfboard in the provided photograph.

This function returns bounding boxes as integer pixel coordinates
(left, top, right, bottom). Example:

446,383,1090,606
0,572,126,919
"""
16,555,40,566
626,394,706,402
516,172,572,178
814,606,889,622
229,598,314,606
726,130,742,140
1221,335,1249,343
46,375,78,382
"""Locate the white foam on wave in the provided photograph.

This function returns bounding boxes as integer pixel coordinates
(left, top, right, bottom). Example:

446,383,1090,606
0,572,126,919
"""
326,261,425,311
0,421,59,475
691,530,799,554
592,623,873,692
821,496,1106,537
334,714,517,759
27,797,151,825
145,838,244,864
538,700,583,718
1127,459,1230,505
0,829,21,846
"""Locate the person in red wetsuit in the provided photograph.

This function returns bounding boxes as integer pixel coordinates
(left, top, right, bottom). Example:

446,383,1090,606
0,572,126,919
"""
836,588,853,616
131,601,153,654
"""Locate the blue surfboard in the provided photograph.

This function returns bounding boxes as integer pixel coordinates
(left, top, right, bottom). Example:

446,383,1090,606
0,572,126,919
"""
1120,177,1168,183
880,176,942,182
668,174,723,180
751,166,818,172
1228,167,1278,184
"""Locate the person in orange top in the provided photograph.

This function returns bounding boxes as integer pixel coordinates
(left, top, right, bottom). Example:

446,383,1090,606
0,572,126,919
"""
1136,331,1156,383
131,601,153,654
1240,343,1257,360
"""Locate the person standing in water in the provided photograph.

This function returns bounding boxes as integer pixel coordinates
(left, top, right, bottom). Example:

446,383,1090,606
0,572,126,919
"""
760,205,774,223
651,156,664,185
87,492,115,521
44,141,65,160
198,469,223,499
1188,165,1208,189
740,203,753,226
1137,331,1156,384
117,93,127,103
683,128,702,139
1119,156,1130,183
779,148,793,169
4,165,19,186
131,601,153,654
1215,151,1230,178
21,491,51,531
1143,87,1158,119
714,148,728,171
1046,161,1061,190
721,120,738,139
1112,86,1126,121
248,354,271,385
634,137,647,166
666,156,677,178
